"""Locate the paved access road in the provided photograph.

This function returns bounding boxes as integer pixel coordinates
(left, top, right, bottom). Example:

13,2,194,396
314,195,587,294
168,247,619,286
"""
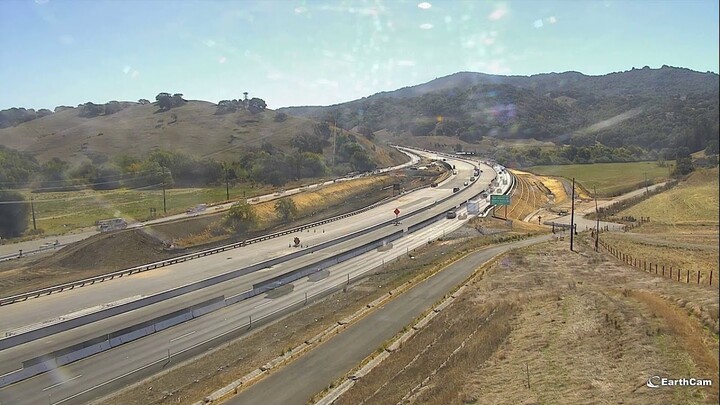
0,149,421,260
228,234,550,405
0,181,494,405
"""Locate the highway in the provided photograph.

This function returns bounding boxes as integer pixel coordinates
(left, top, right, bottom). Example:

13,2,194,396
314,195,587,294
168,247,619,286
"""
0,150,501,404
0,206,492,405
0,149,421,261
228,235,550,405
0,153,483,335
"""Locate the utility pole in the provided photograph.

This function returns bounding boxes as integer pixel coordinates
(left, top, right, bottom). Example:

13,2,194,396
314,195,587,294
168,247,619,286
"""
30,197,37,231
331,120,337,168
570,177,575,251
161,166,167,214
594,185,599,252
225,164,230,201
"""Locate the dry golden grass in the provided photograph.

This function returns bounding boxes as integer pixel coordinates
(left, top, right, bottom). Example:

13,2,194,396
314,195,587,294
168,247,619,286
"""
619,167,719,225
0,101,402,168
601,233,718,285
539,175,568,204
506,170,550,221
336,237,719,405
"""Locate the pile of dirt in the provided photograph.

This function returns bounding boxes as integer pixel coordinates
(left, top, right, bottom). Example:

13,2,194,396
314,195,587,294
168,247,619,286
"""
33,229,177,272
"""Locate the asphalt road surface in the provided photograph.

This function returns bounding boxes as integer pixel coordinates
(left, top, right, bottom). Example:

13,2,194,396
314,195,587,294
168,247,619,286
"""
0,184,501,405
0,149,421,260
228,234,550,405
0,154,489,335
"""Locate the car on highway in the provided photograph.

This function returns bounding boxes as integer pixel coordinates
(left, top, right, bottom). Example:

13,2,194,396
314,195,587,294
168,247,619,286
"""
446,210,457,219
464,181,468,186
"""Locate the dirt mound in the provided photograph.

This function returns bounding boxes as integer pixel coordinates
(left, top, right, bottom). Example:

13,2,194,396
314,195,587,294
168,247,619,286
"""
146,215,221,241
33,229,177,272
686,166,719,186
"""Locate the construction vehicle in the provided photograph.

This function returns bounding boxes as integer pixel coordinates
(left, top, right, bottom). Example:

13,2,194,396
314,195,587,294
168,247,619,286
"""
96,218,128,232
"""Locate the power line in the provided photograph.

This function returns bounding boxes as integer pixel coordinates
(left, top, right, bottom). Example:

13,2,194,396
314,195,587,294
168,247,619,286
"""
0,183,164,204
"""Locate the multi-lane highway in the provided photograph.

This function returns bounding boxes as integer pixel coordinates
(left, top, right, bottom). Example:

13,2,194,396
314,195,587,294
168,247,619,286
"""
0,149,421,262
0,149,503,405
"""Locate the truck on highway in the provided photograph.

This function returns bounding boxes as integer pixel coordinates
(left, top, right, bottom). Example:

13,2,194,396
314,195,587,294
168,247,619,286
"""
96,218,128,232
467,200,480,215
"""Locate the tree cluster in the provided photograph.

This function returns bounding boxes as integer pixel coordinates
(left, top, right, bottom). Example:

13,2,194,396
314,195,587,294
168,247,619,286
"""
155,93,187,111
215,95,267,115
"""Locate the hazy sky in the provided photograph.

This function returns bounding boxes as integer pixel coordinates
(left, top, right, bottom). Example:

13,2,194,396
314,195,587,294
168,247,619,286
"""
1,0,718,110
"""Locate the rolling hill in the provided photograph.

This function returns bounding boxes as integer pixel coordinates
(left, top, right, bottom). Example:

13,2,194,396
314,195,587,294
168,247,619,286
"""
0,100,404,168
278,66,719,154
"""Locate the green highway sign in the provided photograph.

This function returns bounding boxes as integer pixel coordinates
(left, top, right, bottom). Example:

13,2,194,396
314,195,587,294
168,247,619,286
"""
490,194,511,206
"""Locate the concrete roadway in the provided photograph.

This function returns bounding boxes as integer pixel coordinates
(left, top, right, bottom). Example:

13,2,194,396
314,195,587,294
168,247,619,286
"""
0,154,493,369
0,190,492,405
0,149,421,260
228,234,551,405
0,154,488,337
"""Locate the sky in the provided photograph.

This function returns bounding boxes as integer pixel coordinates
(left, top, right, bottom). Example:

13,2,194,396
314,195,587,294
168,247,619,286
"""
1,0,718,110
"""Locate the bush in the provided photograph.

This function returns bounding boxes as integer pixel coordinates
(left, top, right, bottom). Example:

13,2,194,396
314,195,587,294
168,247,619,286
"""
0,190,29,237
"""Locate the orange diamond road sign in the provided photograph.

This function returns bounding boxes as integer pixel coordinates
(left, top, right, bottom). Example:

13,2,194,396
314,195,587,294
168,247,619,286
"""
394,208,400,216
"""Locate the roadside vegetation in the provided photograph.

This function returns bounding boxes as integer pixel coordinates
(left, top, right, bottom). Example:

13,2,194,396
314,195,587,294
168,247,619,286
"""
598,167,719,284
0,170,438,296
99,219,545,405
334,238,718,405
526,160,674,197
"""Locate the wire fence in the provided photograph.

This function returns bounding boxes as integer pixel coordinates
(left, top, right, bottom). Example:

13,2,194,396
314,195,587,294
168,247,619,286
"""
598,238,714,287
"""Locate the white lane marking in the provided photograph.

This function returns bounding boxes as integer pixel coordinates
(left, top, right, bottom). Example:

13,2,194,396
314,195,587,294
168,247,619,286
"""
254,300,273,309
169,330,196,342
42,374,82,391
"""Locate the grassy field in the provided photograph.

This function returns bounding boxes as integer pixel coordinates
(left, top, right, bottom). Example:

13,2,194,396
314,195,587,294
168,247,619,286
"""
527,161,674,197
335,238,719,405
600,168,719,284
19,183,275,236
619,167,719,224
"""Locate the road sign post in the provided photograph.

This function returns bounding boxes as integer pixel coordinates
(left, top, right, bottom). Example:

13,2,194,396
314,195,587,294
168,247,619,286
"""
489,195,511,219
394,208,400,225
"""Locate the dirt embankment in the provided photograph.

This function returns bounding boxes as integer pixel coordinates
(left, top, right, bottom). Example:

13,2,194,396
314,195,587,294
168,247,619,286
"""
0,171,438,297
337,235,719,405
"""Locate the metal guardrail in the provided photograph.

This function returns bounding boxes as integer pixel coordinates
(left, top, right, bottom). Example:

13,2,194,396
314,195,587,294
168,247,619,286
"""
0,188,420,307
0,160,440,307
0,163,481,349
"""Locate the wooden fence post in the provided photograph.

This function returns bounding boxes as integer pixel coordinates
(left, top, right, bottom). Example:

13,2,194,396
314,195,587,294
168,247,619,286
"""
710,271,713,286
686,270,689,283
697,270,700,284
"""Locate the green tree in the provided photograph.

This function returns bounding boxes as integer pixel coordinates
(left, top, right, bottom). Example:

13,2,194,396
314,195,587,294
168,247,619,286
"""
0,190,29,237
350,151,376,172
672,148,695,177
274,198,298,222
226,201,257,233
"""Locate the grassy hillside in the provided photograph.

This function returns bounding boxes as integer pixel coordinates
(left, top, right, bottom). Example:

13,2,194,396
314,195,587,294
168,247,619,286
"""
619,167,719,224
526,161,674,196
0,101,404,168
280,67,719,158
